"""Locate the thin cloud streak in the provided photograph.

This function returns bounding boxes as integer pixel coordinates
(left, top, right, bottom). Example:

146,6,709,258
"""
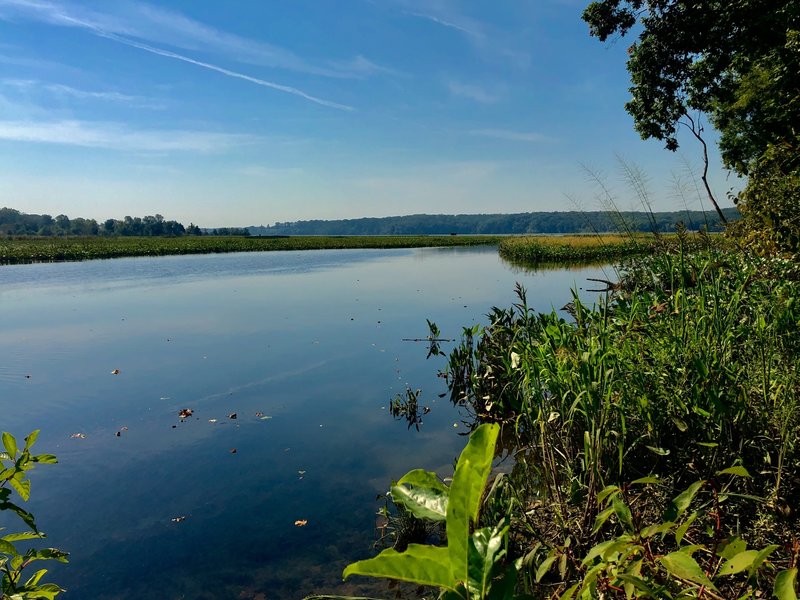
0,0,355,109
100,32,354,111
2,78,164,108
0,119,258,153
447,81,501,104
470,128,552,143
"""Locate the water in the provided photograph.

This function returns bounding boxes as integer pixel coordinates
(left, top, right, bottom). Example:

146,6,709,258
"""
0,247,614,599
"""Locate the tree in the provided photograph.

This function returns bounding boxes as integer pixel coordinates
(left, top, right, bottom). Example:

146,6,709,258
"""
583,0,799,243
583,1,798,171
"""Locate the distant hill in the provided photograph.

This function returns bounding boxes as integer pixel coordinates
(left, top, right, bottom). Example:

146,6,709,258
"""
249,209,739,236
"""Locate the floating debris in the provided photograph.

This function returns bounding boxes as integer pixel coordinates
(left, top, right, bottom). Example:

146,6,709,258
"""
24,374,31,379
111,369,120,375
255,411,264,417
171,516,188,523
208,419,218,424
70,433,86,439
115,427,128,437
298,470,306,479
160,396,171,400
230,448,237,454
228,413,237,420
178,408,193,419
294,520,308,527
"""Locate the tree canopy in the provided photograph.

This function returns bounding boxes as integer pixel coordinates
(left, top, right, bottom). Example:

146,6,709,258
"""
582,1,799,175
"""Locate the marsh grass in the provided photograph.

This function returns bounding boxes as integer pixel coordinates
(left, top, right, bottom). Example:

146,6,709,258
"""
0,235,503,265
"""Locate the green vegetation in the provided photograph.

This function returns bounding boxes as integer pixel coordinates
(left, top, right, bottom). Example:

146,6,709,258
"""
0,234,502,265
583,0,799,249
0,207,247,238
1,431,66,599
253,209,737,237
321,234,799,599
499,234,656,265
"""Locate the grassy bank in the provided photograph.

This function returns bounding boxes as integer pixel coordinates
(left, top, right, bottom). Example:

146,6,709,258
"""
331,237,800,599
0,234,503,265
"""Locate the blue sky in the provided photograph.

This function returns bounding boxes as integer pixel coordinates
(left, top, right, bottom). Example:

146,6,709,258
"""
0,0,736,226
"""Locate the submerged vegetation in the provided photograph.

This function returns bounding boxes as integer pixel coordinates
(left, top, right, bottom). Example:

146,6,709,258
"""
323,233,799,599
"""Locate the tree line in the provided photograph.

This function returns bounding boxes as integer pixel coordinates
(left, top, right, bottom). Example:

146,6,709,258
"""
0,208,249,237
251,208,738,236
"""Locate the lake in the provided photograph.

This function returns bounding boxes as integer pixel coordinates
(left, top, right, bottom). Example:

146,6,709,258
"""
0,246,614,599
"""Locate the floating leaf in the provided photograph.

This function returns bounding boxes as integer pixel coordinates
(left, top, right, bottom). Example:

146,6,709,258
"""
69,433,86,439
294,520,308,527
110,369,120,375
178,408,193,419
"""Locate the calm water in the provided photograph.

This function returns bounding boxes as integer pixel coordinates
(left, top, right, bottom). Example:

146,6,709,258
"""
0,247,614,599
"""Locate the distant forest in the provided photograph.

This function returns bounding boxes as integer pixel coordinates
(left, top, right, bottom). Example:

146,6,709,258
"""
250,208,739,236
0,207,249,237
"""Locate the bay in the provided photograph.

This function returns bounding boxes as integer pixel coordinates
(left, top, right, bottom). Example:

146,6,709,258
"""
0,246,614,599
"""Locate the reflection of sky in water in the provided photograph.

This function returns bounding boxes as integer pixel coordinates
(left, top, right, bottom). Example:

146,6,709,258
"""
0,248,613,599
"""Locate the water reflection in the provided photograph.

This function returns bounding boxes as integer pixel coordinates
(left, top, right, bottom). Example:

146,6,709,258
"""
0,247,610,599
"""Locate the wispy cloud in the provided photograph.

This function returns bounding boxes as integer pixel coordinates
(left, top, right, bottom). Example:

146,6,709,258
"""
469,128,552,143
0,119,258,153
2,78,165,109
0,0,356,109
447,81,501,104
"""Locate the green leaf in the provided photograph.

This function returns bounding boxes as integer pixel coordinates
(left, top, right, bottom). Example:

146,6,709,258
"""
630,476,661,485
0,538,17,555
23,430,39,452
582,540,617,566
674,511,698,545
718,537,747,560
8,474,31,502
597,485,620,504
613,497,634,532
716,550,761,577
446,423,499,586
641,522,674,538
24,568,47,587
748,545,779,578
0,499,38,531
343,544,455,591
2,531,44,543
2,433,17,458
645,445,670,456
397,469,449,493
716,466,752,478
774,568,797,600
535,555,558,582
559,583,580,600
591,506,615,535
32,455,58,465
390,484,448,522
659,551,716,590
467,522,508,597
664,481,704,521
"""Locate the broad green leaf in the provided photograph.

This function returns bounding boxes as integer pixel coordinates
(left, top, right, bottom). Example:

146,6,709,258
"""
2,432,17,458
559,583,580,600
24,568,47,587
716,550,761,577
23,430,39,452
597,485,620,504
535,555,558,582
8,473,31,502
343,544,455,591
617,573,657,598
28,548,69,563
613,497,634,532
467,522,508,597
397,469,449,493
390,484,447,522
592,506,615,535
664,481,704,521
0,452,11,461
2,531,44,542
446,423,499,586
716,466,752,478
718,537,747,560
641,522,674,538
659,551,716,590
32,454,58,465
582,540,616,566
0,538,17,555
748,544,779,578
645,445,670,456
774,568,797,600
0,499,38,531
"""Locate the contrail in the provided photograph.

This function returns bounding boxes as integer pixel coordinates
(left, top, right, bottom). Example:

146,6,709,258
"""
99,32,354,111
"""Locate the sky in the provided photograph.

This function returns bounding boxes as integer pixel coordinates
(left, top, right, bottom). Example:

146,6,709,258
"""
0,0,738,227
